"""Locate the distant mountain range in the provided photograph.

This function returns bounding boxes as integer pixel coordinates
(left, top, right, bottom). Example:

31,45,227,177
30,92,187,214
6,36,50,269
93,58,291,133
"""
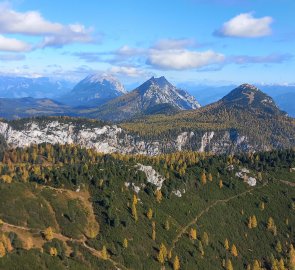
0,76,74,99
0,74,294,120
83,76,201,121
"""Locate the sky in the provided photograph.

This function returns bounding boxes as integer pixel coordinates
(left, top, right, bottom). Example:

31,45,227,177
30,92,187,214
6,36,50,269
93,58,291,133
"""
0,0,294,86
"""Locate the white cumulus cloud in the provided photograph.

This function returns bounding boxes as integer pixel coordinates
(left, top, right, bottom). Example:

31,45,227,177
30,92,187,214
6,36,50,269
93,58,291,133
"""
147,49,225,70
0,4,93,48
0,35,31,52
216,12,273,38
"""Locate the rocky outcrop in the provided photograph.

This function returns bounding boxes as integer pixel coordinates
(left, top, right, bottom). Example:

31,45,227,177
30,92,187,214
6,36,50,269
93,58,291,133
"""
0,119,255,155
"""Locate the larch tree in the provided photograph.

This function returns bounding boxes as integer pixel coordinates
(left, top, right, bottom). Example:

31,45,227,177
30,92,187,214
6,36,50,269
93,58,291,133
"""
226,259,234,270
43,227,53,241
131,202,138,222
276,241,282,253
289,244,295,270
190,228,197,240
202,232,209,246
208,173,213,182
251,215,258,228
49,247,58,256
0,242,5,258
231,244,238,257
101,245,108,260
173,255,180,270
152,221,156,241
155,190,163,203
219,179,223,189
123,238,128,248
147,208,153,220
224,239,229,250
201,172,207,185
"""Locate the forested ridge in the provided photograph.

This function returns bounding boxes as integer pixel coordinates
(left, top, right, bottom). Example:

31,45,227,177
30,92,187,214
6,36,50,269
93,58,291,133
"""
0,143,295,269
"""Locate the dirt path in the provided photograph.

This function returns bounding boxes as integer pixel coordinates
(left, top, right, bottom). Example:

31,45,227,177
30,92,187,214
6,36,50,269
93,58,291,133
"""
1,221,128,270
170,182,268,253
279,179,295,187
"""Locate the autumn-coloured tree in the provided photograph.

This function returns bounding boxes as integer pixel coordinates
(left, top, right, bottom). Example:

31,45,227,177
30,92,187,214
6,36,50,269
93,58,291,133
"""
224,239,229,250
147,208,153,220
101,245,108,260
289,244,295,270
226,259,234,270
155,190,163,203
49,247,58,256
133,194,138,205
276,241,282,253
131,202,138,222
208,173,213,182
251,215,258,228
190,228,197,240
43,227,53,241
231,244,238,257
0,242,6,258
219,179,223,189
252,260,261,270
202,232,209,246
157,248,165,264
201,172,207,185
160,243,167,260
248,217,252,229
259,202,265,211
173,255,180,270
123,238,128,248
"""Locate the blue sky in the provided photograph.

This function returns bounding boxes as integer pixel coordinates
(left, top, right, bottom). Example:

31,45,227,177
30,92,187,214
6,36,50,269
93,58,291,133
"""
0,0,294,86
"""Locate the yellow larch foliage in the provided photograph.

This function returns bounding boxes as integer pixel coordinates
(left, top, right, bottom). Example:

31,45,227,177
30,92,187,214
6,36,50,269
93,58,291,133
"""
189,228,197,240
231,244,238,257
101,245,108,260
123,238,128,248
155,190,163,203
201,172,207,185
147,208,153,220
219,179,223,189
251,215,258,228
224,239,229,250
49,247,58,256
0,242,6,258
173,255,180,270
226,259,234,270
131,202,138,222
43,227,53,241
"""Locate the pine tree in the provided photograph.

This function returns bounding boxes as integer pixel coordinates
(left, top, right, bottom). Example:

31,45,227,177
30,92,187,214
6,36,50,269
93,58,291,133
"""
231,244,238,257
224,239,229,250
226,259,234,270
198,240,204,256
101,245,108,260
173,255,180,270
147,208,153,220
152,221,156,241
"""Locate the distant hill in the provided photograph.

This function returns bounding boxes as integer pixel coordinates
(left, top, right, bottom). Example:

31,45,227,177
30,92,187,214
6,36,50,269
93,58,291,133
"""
84,76,201,121
60,74,127,107
0,97,74,119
